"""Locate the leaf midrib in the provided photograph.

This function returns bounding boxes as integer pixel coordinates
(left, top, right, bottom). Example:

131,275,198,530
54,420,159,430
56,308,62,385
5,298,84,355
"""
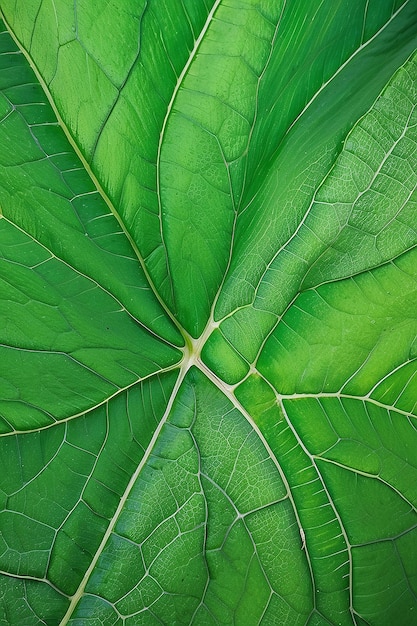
155,0,223,312
0,9,187,347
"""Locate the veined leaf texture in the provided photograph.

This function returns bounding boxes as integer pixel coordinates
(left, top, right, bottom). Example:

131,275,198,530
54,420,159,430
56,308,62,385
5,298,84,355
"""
1,1,417,624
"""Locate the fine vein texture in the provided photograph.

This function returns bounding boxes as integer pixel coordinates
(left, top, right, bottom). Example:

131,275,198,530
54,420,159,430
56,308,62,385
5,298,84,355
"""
1,1,417,625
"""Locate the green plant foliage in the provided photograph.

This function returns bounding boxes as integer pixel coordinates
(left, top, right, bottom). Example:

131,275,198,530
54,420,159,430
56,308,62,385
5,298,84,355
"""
1,1,417,624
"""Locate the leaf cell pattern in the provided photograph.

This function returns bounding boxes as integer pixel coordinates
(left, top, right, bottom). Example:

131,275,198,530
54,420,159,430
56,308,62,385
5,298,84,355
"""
1,1,417,624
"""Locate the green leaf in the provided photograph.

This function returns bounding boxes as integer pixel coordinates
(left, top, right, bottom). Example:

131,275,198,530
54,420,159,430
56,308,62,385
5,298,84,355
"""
1,1,417,624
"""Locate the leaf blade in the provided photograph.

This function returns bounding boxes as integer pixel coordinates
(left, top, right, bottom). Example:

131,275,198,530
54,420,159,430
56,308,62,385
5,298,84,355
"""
1,2,417,624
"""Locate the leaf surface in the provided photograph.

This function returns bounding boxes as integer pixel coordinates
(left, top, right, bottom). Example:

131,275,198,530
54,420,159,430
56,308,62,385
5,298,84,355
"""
1,1,417,624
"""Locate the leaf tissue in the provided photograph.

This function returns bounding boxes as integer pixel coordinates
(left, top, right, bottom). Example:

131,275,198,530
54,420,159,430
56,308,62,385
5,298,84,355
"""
1,1,417,624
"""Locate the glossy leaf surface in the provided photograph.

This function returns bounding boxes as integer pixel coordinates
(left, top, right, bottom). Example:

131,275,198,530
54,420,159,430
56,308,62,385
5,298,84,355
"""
1,1,417,624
